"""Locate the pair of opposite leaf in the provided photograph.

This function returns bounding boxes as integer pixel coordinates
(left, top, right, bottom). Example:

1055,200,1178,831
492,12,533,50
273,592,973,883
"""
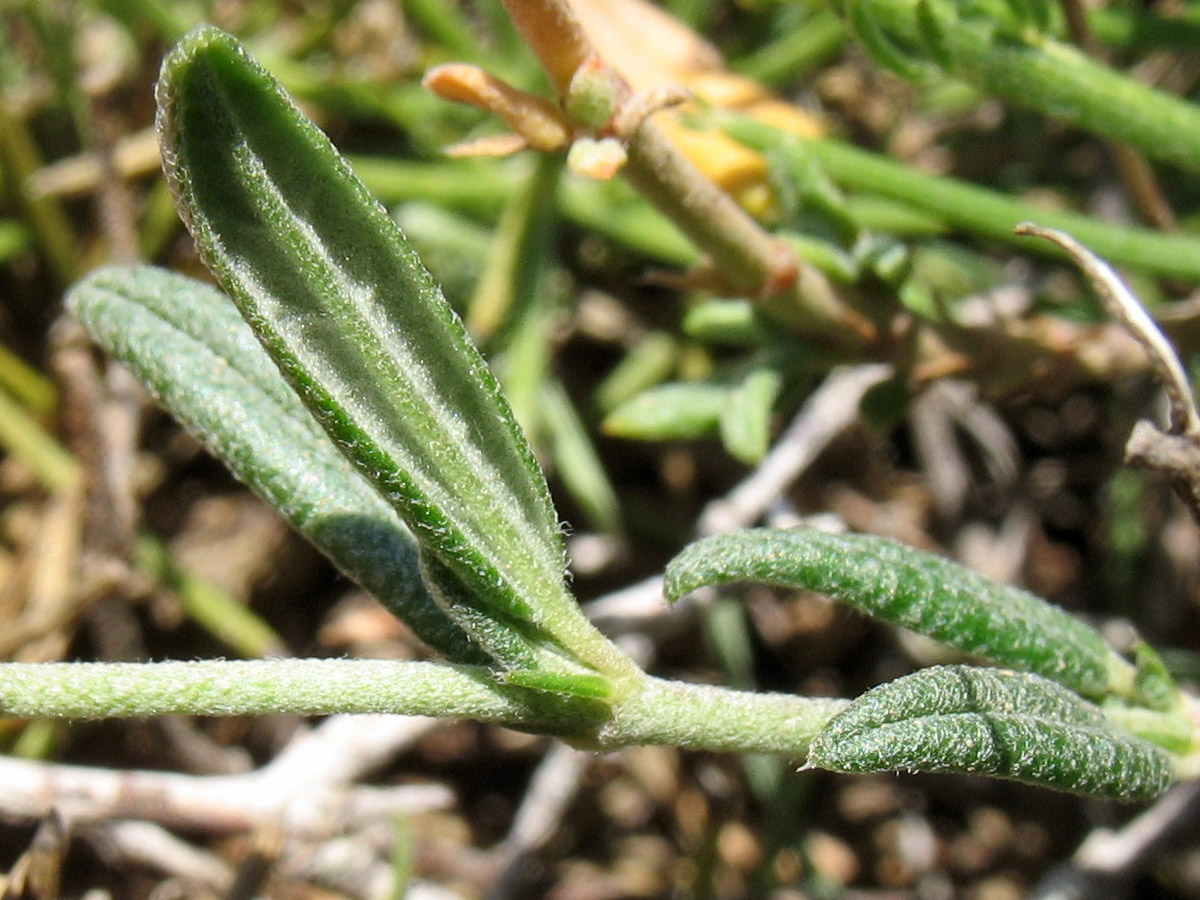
67,28,1186,802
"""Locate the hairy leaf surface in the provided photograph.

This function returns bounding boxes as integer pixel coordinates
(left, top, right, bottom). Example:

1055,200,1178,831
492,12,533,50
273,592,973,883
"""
154,28,628,676
68,265,486,664
808,666,1174,801
665,528,1124,697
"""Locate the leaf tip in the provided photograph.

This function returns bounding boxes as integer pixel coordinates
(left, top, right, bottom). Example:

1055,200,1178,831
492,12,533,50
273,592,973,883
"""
154,26,262,239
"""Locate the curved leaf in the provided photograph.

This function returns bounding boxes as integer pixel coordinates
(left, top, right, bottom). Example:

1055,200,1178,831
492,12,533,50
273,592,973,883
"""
809,666,1174,801
154,28,630,677
665,528,1130,698
67,265,487,665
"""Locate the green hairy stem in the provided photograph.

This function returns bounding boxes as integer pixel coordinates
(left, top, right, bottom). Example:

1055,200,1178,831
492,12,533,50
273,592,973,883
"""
0,660,845,756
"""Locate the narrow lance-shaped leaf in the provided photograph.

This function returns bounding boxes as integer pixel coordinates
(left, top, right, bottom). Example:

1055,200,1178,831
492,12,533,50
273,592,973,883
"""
67,265,487,665
1134,642,1181,712
603,381,733,441
665,528,1134,699
808,666,1174,802
719,367,782,464
154,28,631,678
594,332,678,414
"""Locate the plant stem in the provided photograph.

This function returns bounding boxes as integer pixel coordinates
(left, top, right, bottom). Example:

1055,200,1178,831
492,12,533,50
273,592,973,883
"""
0,660,848,756
725,118,1200,281
1088,7,1200,52
731,9,848,86
1055,0,1176,230
491,0,874,348
135,537,286,658
351,156,524,218
468,152,563,343
0,659,589,724
804,137,1200,276
0,385,79,493
598,675,848,755
851,0,1200,173
500,0,595,94
620,109,875,349
0,101,80,287
619,120,793,297
0,342,56,417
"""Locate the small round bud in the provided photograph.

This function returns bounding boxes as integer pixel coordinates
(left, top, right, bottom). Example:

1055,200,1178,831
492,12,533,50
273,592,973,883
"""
565,58,622,131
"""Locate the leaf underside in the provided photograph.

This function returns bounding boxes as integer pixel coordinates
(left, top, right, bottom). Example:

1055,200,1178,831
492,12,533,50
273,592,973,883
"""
67,265,487,664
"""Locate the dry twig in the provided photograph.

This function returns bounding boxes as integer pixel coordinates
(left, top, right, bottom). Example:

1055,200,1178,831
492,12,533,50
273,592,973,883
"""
1016,223,1200,524
484,743,593,900
0,716,450,837
1030,782,1200,900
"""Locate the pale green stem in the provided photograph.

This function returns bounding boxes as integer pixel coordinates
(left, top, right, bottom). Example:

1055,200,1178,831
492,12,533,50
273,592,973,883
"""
0,660,579,722
622,120,873,349
620,121,794,298
597,675,848,755
0,660,848,756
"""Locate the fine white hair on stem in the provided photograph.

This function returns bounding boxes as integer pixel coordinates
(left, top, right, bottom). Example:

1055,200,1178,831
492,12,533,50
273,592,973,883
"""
1015,222,1200,437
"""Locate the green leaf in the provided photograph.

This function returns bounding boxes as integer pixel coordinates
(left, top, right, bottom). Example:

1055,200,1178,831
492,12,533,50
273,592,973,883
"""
763,141,859,244
682,301,773,348
1001,0,1051,35
594,332,678,414
777,232,860,282
808,666,1174,801
603,381,732,441
154,28,631,678
417,547,541,669
665,528,1131,698
67,265,486,665
915,0,956,70
721,116,1200,281
719,368,782,464
847,0,932,82
1134,642,1181,712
